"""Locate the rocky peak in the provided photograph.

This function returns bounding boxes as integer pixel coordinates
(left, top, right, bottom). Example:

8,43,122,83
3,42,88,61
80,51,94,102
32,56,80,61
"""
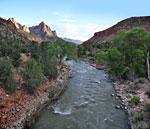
29,22,57,41
8,18,22,29
8,18,30,33
1,17,57,42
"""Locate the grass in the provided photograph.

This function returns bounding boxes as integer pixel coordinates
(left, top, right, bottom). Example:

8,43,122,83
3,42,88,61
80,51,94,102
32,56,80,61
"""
144,103,150,112
135,112,144,122
131,96,140,105
139,78,145,83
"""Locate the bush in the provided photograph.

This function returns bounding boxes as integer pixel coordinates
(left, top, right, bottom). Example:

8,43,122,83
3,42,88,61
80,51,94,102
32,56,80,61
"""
145,91,150,98
144,103,150,112
135,112,144,122
130,84,139,90
131,96,140,105
4,75,17,92
138,78,145,83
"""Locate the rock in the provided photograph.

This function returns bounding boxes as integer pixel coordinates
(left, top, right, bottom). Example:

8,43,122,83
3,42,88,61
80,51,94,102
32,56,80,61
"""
115,105,121,109
140,99,144,102
116,93,121,97
115,97,119,99
122,102,125,105
22,25,30,33
6,94,9,97
16,108,20,112
124,107,128,110
120,96,126,100
2,115,7,119
111,94,115,96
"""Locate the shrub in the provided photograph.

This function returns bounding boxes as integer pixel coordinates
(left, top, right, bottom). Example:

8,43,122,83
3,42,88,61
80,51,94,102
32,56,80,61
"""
4,75,17,92
145,91,150,98
131,96,140,105
130,84,139,90
139,78,145,83
144,103,150,112
135,112,144,122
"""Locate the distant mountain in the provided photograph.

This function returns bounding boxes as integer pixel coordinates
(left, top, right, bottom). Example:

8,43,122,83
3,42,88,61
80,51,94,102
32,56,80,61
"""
29,22,57,42
8,18,57,42
83,16,150,46
63,38,83,44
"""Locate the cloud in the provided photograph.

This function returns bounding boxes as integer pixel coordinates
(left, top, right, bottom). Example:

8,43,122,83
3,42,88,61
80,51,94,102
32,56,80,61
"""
51,11,74,23
59,18,74,22
49,11,111,41
51,23,110,41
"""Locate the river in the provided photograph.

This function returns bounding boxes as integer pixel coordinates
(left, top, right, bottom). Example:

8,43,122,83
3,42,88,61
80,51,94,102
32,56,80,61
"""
31,60,130,129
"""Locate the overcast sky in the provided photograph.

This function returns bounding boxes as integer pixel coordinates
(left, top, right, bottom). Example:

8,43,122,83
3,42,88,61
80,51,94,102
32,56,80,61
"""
1,0,150,41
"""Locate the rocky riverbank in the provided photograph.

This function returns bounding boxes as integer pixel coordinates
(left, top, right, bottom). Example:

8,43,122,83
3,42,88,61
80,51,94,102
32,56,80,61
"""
0,61,72,129
113,79,150,129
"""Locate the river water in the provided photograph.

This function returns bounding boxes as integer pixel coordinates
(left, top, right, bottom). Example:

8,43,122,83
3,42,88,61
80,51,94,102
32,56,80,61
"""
31,60,130,129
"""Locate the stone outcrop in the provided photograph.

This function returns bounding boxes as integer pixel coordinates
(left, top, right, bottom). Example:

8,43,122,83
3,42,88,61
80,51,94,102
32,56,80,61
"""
83,16,150,46
22,25,30,33
9,18,30,33
8,18,22,30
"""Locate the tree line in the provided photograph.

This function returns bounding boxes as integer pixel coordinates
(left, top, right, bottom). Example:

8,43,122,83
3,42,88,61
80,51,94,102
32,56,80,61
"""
96,28,150,80
0,38,77,93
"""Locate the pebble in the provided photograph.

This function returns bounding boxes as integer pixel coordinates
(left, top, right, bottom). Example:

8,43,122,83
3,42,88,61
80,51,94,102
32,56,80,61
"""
124,107,128,110
140,99,144,102
115,97,119,99
111,94,115,96
115,105,121,109
2,115,7,119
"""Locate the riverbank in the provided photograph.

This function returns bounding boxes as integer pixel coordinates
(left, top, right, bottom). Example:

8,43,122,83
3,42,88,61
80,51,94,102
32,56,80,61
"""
0,61,72,129
114,79,150,129
81,58,150,129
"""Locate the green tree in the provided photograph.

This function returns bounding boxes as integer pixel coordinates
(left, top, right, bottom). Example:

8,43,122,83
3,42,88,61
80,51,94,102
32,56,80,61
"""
78,45,85,57
10,48,22,67
28,41,41,61
0,58,16,92
21,59,45,93
105,28,150,80
97,50,108,65
107,49,125,78
40,56,58,80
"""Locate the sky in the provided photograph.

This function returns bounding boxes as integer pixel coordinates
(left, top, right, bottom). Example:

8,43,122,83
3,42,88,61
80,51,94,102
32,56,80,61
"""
0,0,150,41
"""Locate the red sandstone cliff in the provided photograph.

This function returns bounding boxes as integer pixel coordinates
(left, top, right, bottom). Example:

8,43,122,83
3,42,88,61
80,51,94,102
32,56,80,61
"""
83,16,150,45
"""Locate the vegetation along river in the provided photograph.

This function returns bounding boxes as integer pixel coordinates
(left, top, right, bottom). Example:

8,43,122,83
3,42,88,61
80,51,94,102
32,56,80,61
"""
31,60,130,129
